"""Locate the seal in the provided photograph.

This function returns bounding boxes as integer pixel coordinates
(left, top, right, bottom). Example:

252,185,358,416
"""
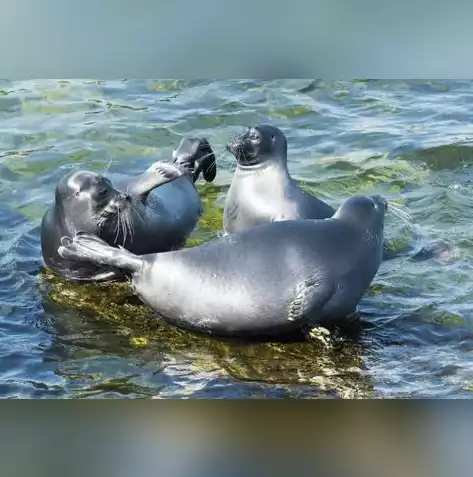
57,194,387,339
224,124,335,232
41,137,217,282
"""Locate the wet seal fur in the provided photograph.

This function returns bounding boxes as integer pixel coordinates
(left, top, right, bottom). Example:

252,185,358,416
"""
57,195,387,340
42,137,217,282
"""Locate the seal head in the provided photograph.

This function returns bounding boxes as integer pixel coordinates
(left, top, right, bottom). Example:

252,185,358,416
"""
226,125,288,168
55,171,132,234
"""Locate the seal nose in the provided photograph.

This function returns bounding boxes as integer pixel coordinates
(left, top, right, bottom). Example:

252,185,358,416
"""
372,195,388,210
110,193,130,210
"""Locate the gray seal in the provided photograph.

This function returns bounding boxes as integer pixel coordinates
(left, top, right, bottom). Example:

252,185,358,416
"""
224,124,334,232
57,194,387,339
42,137,217,282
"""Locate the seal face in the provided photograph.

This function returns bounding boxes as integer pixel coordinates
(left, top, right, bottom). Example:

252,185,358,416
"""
41,138,217,282
227,124,288,168
224,124,335,233
58,194,387,340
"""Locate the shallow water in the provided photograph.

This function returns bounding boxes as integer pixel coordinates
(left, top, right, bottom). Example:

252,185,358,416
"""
2,79,473,398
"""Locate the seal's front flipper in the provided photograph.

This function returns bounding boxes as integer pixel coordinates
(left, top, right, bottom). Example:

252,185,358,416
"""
127,162,185,199
287,276,335,327
58,233,143,273
173,137,217,183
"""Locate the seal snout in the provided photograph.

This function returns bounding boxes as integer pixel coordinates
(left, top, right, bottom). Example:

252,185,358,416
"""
371,195,388,211
226,128,258,165
103,193,131,214
114,193,131,205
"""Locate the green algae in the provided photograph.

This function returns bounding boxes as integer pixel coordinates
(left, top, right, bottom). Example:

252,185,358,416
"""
268,105,313,120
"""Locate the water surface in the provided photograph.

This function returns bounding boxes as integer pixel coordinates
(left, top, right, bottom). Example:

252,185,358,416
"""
1,79,473,398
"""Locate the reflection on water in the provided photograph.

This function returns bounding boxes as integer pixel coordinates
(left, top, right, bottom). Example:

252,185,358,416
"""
1,79,473,397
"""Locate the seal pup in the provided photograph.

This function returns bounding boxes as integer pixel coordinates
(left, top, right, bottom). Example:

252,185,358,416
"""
41,137,217,282
57,194,387,339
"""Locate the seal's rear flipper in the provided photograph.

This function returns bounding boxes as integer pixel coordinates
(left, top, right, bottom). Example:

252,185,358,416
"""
58,233,143,274
127,162,185,199
173,137,217,183
409,238,457,264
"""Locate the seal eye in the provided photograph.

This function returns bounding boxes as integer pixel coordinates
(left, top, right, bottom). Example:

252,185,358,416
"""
98,189,108,198
75,191,80,197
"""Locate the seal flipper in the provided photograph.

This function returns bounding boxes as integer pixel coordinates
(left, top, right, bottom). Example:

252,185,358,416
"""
58,233,143,274
173,137,217,183
126,162,185,199
409,238,457,263
287,275,335,327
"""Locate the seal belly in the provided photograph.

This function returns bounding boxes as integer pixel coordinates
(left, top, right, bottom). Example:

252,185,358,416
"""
135,250,294,335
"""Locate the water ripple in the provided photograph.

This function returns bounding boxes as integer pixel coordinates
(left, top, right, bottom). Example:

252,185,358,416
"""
0,80,472,398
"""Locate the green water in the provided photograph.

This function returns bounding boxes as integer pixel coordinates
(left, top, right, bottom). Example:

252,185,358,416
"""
1,79,473,398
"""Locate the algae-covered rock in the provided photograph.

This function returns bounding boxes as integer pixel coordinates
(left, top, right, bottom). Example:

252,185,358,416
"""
38,182,376,398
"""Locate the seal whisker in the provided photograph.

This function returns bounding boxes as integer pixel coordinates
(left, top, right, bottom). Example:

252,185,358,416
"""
206,152,228,174
114,209,122,245
122,209,128,246
102,151,115,177
129,202,146,226
387,201,413,221
122,209,130,246
125,210,134,244
388,203,414,224
389,207,414,231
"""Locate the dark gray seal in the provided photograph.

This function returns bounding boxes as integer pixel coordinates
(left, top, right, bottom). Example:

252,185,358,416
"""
57,194,387,339
42,137,217,282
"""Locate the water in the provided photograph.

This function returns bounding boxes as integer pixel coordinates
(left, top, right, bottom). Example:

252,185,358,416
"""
2,79,473,398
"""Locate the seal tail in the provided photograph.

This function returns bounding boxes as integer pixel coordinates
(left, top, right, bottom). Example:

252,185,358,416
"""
193,138,217,183
57,233,143,274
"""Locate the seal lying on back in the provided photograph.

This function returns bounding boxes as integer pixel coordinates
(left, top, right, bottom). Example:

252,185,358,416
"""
57,194,387,339
41,137,217,282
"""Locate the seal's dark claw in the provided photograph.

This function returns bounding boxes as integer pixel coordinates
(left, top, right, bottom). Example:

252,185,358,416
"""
172,137,217,183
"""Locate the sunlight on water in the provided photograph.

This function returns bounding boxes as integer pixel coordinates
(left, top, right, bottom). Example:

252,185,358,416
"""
1,79,473,398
